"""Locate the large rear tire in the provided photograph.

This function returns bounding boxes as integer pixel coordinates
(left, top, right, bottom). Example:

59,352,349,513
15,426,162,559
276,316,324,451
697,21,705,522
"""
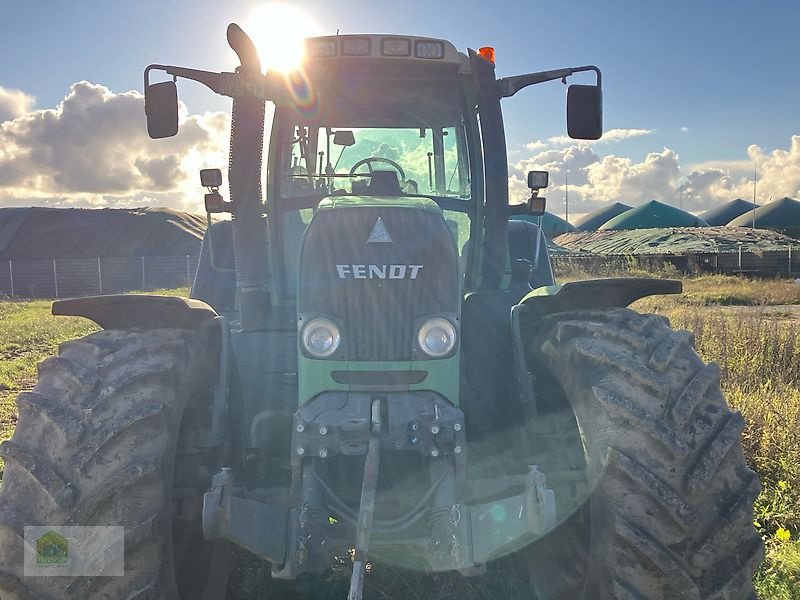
524,308,763,599
0,328,230,599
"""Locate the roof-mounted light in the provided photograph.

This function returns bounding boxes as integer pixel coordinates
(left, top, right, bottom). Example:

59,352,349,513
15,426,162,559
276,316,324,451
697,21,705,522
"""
478,46,496,63
307,38,337,58
381,37,411,57
341,37,371,56
415,40,445,59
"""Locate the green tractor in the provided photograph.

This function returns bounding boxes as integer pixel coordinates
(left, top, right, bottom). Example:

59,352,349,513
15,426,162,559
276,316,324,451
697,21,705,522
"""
0,24,762,599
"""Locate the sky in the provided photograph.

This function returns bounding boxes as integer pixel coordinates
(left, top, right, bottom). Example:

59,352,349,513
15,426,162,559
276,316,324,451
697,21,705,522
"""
0,0,798,219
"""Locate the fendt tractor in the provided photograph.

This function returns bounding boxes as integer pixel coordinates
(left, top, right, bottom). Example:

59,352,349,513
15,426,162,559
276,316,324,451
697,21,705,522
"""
0,24,763,600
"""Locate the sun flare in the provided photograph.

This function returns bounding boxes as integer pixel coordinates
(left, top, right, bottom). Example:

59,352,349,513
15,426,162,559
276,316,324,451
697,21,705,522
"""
244,4,320,73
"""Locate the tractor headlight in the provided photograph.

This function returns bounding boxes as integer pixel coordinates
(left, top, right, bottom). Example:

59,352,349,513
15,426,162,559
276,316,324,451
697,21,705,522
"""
417,318,457,358
302,318,341,358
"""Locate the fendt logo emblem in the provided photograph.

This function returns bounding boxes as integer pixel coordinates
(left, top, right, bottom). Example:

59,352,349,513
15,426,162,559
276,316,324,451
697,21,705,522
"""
336,264,423,280
366,217,393,243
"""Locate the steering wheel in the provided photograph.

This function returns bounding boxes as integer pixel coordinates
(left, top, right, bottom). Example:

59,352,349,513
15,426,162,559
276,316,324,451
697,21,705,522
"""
349,157,406,182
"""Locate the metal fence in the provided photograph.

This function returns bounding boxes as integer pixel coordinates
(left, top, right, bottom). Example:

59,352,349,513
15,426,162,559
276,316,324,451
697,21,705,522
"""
551,245,800,278
0,255,199,299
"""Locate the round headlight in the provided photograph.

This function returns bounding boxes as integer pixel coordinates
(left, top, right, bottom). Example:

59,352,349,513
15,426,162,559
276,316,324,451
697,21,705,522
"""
302,318,341,358
417,318,457,358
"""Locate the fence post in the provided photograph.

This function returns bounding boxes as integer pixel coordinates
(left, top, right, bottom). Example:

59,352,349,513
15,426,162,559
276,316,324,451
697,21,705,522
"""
737,243,743,270
790,245,793,274
8,260,14,298
186,254,191,286
53,259,59,298
141,256,146,290
97,257,103,294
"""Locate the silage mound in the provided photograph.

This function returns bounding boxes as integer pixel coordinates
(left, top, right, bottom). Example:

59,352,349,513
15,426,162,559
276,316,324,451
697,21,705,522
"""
0,207,206,260
554,226,798,256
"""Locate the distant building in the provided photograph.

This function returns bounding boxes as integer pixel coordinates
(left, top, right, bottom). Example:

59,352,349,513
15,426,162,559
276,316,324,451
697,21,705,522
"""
573,202,632,231
600,200,709,230
699,198,758,226
511,211,575,238
727,197,800,238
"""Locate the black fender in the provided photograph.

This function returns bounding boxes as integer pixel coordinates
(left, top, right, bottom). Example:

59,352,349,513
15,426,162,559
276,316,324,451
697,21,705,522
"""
54,294,233,449
52,294,219,331
516,278,681,321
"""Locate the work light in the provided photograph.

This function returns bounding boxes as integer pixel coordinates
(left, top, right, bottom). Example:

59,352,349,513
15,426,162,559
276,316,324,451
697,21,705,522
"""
414,41,444,59
341,37,371,56
381,38,411,57
306,38,337,58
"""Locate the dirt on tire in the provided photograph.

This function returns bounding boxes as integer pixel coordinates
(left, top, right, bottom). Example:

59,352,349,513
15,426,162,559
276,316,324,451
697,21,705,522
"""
0,328,228,600
524,307,763,599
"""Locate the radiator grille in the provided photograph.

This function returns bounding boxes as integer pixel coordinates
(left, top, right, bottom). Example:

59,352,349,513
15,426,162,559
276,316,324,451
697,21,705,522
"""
299,206,459,361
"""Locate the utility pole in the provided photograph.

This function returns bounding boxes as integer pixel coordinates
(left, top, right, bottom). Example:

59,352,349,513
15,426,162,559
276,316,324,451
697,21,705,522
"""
752,161,757,229
564,158,569,233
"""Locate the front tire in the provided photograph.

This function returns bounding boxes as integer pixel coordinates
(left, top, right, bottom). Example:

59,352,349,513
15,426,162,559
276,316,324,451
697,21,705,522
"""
0,328,229,599
524,308,763,599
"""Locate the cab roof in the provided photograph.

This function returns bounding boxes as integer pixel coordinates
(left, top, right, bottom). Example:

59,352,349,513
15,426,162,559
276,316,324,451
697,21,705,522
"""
303,34,469,73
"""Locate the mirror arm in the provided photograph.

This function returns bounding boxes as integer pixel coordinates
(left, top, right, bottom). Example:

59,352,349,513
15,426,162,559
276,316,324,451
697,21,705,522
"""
145,64,223,95
145,64,283,102
498,65,601,98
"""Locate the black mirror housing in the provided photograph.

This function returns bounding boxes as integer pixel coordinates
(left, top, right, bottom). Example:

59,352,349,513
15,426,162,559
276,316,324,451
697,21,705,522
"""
200,168,223,188
567,84,602,140
333,130,356,147
145,81,179,139
527,170,549,190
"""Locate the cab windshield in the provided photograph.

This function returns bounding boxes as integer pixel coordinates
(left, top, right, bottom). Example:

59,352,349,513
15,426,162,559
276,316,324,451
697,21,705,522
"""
274,79,472,206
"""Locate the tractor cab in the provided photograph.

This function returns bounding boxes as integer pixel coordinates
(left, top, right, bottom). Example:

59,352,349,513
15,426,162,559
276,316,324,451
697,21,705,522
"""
267,35,480,303
268,40,475,299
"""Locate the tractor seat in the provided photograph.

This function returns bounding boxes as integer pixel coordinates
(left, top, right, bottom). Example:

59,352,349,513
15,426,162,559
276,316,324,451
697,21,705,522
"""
368,170,403,196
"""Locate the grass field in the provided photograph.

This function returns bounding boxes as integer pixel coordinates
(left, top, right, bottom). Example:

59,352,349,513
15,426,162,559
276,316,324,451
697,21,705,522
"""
0,275,798,597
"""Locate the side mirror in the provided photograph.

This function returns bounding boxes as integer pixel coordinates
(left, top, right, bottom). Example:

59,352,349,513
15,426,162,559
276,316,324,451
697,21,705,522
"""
527,170,549,190
145,81,179,139
333,130,356,147
567,84,603,140
200,168,223,188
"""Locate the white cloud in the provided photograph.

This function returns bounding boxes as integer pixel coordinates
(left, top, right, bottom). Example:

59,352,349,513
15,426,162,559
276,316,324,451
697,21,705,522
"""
582,148,682,205
679,137,800,210
680,126,690,133
525,140,547,151
0,86,35,123
545,128,653,147
0,82,230,211
509,135,800,217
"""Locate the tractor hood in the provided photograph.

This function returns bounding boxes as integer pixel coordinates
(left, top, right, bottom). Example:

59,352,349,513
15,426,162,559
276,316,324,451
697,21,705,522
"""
316,195,442,213
296,192,461,404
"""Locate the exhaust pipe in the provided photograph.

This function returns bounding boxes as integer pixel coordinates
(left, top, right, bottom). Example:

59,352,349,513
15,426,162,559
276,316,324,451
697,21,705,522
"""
227,24,269,330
